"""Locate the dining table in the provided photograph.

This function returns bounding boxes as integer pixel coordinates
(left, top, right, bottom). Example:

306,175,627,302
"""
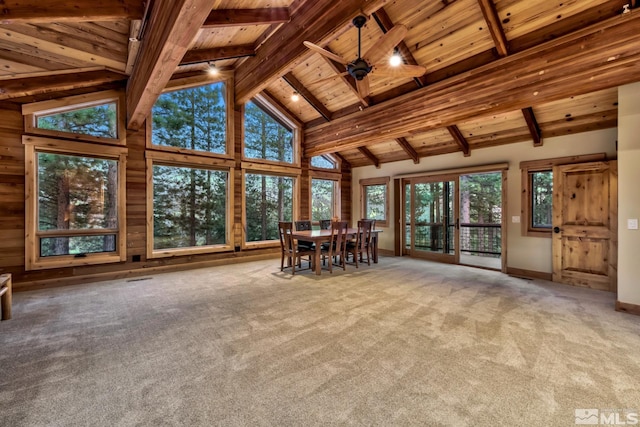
289,228,381,275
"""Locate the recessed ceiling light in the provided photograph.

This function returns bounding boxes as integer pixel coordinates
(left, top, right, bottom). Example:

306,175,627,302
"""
291,92,300,102
207,63,219,76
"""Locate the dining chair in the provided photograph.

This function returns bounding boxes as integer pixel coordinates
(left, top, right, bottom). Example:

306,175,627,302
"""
279,222,313,274
294,220,314,250
319,219,332,230
346,219,373,267
321,221,348,273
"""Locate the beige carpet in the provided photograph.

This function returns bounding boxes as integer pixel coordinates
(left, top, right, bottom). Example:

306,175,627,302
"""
1,257,639,426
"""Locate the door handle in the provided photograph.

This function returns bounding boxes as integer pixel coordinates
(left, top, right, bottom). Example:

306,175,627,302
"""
553,226,561,234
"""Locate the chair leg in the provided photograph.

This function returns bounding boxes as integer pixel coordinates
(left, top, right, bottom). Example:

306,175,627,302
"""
280,253,285,271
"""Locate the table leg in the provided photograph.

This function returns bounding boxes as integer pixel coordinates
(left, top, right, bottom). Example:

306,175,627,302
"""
373,235,379,263
314,244,322,275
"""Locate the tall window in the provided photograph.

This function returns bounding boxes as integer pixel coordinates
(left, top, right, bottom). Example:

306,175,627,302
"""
152,82,227,154
311,178,336,221
244,101,294,163
531,171,553,229
152,164,228,251
245,173,294,242
360,177,389,226
24,137,126,270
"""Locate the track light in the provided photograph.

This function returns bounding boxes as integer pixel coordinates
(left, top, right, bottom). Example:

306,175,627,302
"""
207,62,219,76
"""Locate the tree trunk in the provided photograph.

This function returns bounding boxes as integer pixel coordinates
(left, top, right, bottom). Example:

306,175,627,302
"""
55,172,70,255
104,162,118,251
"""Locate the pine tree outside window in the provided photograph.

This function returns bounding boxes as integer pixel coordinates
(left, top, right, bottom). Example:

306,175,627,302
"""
311,178,336,222
360,177,390,226
244,173,294,243
244,100,294,164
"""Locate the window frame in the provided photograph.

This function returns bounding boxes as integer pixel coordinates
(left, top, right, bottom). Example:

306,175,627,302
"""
520,153,607,237
360,176,390,227
22,90,126,146
147,73,234,160
309,169,341,224
145,150,235,259
241,164,300,250
23,135,128,270
241,92,302,168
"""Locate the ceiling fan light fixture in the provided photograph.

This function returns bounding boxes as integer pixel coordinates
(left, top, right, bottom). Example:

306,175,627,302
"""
348,58,372,80
390,50,402,67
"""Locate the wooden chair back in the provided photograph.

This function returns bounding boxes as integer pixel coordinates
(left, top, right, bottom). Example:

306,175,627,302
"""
295,220,312,231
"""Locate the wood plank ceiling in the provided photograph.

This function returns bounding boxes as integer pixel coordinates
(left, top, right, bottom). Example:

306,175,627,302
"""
0,0,637,167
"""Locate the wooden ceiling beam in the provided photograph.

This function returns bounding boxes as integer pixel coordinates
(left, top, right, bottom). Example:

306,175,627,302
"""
126,0,216,130
304,12,640,156
372,8,427,87
522,107,543,147
180,45,256,65
357,146,380,168
235,0,390,104
0,70,126,100
203,8,290,28
447,125,471,157
395,137,420,164
0,0,144,23
282,72,332,122
477,0,509,57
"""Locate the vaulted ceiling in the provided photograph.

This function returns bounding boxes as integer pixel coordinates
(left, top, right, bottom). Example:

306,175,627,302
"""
1,0,638,168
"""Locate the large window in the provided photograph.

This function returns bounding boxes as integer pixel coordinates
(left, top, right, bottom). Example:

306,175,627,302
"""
360,177,389,226
244,100,294,164
311,178,336,221
311,155,338,170
24,136,127,270
152,82,228,155
244,173,294,243
152,164,229,251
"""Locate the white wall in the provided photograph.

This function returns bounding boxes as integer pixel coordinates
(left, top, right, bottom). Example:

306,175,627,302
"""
618,82,640,306
351,129,617,273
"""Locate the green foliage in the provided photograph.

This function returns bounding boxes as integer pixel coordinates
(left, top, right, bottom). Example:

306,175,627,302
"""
152,83,226,153
244,101,293,163
245,174,293,241
364,184,386,220
531,171,553,228
311,179,334,221
310,155,336,169
153,165,227,249
37,103,117,139
460,172,502,224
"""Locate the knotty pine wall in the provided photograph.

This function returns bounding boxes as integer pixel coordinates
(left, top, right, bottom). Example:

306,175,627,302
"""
0,102,350,291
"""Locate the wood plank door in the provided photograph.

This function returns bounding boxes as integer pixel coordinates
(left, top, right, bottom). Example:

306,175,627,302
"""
552,161,617,291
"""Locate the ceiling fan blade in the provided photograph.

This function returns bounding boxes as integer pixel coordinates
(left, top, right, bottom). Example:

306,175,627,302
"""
373,63,426,78
303,41,348,65
363,24,408,66
356,76,370,99
307,71,349,87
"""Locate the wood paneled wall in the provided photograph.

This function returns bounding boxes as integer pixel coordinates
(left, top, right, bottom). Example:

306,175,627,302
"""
0,97,348,291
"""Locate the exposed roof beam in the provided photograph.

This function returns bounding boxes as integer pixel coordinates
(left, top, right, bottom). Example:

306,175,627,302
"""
126,0,216,130
203,8,290,28
304,12,640,156
0,70,126,100
180,45,255,65
125,20,142,75
395,137,420,164
357,147,380,168
0,0,144,23
282,72,332,122
477,0,509,57
320,56,369,107
522,107,543,147
447,126,471,157
372,8,427,87
235,0,390,104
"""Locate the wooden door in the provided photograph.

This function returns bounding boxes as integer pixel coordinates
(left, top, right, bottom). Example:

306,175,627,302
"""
552,161,617,291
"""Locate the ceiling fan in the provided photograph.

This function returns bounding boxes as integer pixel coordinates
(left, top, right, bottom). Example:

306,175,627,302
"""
303,15,426,98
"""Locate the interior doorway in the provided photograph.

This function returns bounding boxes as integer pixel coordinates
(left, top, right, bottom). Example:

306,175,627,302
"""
402,168,506,271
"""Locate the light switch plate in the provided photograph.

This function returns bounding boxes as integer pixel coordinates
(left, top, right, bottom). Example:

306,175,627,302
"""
512,216,520,223
628,218,639,230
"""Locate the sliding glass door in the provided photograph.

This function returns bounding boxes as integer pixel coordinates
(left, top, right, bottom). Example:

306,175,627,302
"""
404,176,458,263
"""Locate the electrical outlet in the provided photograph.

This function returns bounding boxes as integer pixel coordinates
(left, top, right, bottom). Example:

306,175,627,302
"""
628,219,638,230
512,216,520,223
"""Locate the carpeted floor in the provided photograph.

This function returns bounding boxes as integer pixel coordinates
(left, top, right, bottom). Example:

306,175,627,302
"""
1,256,639,426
